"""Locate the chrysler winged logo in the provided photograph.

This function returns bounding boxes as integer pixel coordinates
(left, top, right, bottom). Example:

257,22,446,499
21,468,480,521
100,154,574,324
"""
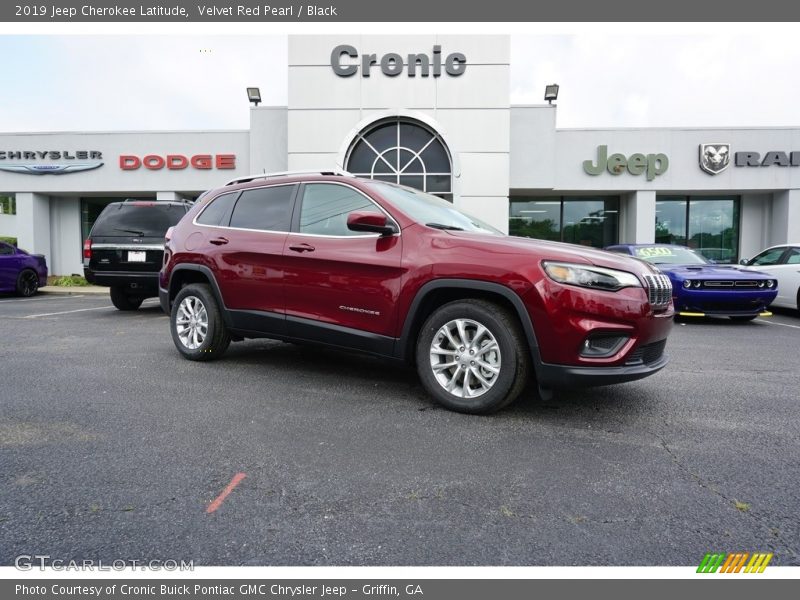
0,163,103,175
699,143,730,175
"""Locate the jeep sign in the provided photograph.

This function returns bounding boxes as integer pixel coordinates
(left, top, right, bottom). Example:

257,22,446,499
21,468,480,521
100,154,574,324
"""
583,145,669,181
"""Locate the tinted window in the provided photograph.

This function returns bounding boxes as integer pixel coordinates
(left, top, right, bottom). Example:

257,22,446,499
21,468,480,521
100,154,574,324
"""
197,192,237,226
299,184,382,236
785,248,800,265
750,247,786,266
229,185,295,232
0,242,14,255
91,203,187,237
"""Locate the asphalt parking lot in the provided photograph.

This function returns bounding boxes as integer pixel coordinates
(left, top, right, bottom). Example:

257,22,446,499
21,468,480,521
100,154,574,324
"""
0,292,798,566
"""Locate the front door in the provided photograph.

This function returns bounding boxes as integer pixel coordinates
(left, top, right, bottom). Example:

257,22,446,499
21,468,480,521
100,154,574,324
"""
282,182,404,355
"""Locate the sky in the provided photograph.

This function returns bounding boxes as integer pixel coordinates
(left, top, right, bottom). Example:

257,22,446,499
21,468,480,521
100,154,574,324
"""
1,34,799,132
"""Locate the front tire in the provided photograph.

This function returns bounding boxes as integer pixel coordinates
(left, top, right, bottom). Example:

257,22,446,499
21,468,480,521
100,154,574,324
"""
16,269,39,297
170,283,230,361
110,286,143,311
415,299,530,414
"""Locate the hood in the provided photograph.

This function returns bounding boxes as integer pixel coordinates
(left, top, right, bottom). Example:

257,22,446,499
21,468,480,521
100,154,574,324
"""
442,231,658,274
661,264,773,280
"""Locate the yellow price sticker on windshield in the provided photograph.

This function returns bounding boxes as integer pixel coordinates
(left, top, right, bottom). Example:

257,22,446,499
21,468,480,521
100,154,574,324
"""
635,247,675,258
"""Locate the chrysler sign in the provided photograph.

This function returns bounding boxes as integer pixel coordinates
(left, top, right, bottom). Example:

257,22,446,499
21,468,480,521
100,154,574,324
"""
0,150,103,175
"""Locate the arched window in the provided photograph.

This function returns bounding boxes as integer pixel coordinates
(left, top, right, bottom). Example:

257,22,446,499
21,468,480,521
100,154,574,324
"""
345,118,453,202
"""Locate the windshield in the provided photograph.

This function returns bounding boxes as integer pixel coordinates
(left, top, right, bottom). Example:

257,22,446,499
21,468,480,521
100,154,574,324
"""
91,203,186,237
632,246,709,265
365,181,503,235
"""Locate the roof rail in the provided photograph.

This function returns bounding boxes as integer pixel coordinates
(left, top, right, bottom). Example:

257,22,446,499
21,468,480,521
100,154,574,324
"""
224,169,354,186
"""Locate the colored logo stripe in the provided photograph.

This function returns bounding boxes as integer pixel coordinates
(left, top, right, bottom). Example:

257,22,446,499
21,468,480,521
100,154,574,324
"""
697,552,773,573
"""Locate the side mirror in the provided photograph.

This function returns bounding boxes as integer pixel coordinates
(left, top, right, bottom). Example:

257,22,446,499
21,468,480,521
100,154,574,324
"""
346,211,396,236
739,258,749,266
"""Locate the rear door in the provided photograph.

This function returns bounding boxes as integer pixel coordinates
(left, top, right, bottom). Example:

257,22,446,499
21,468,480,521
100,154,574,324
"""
282,182,404,354
203,184,297,331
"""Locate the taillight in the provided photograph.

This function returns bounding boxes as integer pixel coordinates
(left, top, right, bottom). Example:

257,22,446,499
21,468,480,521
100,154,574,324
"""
83,239,92,259
164,226,174,242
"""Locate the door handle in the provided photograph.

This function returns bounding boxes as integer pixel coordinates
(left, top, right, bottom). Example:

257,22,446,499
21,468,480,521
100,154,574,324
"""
209,237,229,246
289,243,315,253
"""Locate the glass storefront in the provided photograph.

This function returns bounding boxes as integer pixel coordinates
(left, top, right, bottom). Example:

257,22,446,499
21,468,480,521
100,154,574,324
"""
509,196,620,248
656,196,739,263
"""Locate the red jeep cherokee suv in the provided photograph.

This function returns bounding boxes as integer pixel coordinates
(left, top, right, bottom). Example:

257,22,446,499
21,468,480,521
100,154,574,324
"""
160,172,673,414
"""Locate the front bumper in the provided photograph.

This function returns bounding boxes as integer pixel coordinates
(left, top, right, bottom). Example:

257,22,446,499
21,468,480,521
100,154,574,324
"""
536,342,669,388
672,289,777,316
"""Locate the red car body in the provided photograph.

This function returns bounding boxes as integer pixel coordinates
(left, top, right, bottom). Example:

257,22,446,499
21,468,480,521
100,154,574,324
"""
160,174,673,397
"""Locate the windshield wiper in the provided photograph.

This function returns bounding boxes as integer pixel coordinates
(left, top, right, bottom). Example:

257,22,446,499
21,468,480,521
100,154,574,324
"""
426,223,464,231
114,228,145,235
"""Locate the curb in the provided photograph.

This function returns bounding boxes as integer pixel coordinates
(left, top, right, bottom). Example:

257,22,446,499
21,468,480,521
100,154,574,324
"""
39,286,109,295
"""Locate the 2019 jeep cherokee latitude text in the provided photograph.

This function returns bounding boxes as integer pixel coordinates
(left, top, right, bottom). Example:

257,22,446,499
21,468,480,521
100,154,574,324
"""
160,173,673,414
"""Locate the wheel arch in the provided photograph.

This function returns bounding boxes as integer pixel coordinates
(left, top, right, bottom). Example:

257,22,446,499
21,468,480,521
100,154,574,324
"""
167,264,232,327
396,279,542,374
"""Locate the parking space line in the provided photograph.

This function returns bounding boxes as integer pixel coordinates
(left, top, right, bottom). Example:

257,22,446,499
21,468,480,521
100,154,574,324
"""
22,306,113,319
756,319,800,329
206,472,247,514
0,295,85,303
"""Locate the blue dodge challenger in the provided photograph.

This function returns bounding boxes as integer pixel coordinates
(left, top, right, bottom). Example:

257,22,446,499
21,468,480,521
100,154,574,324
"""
605,244,778,321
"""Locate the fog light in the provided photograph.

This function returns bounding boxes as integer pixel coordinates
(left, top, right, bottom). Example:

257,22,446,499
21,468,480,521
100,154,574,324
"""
683,280,692,288
580,334,629,358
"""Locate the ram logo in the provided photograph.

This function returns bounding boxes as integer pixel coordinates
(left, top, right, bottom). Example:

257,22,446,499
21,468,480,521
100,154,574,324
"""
699,143,731,175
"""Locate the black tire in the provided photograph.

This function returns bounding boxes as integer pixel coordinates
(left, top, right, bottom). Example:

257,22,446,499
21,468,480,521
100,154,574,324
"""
730,315,758,322
15,269,39,297
170,283,230,361
415,299,530,414
110,286,143,311
796,288,800,314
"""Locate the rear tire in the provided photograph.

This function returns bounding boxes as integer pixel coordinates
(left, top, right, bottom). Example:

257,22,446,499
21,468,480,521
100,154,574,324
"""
15,269,39,297
110,286,143,311
170,283,230,361
415,299,530,414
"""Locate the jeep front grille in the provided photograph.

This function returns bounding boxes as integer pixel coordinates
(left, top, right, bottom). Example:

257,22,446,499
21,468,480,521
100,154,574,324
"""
643,273,672,308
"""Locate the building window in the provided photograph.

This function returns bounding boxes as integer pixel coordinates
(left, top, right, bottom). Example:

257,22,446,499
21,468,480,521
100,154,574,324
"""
345,118,453,202
656,196,740,263
0,194,15,215
509,196,620,248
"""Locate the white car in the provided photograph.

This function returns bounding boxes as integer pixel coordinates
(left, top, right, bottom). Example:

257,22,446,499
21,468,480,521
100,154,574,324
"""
740,244,800,311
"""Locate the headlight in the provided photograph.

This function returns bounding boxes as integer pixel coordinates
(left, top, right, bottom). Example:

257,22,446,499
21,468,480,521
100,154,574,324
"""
757,281,765,288
767,279,775,288
542,261,642,291
683,280,692,288
693,281,701,288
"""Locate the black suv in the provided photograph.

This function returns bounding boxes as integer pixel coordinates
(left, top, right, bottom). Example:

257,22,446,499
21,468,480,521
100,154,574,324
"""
84,200,192,310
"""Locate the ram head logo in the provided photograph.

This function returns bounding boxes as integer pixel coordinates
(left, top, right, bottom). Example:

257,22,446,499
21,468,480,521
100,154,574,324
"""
700,143,731,175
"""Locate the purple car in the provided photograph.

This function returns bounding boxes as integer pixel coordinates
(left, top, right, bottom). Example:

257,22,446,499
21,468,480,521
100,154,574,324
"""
0,241,48,297
606,244,777,321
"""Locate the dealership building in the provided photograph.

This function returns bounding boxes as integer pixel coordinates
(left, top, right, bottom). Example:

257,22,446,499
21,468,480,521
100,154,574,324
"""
2,34,799,276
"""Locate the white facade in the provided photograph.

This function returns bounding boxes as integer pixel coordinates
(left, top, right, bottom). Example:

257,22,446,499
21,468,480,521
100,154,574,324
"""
1,34,799,275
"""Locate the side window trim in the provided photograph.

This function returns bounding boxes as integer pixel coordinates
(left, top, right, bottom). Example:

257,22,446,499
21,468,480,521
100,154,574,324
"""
194,190,242,228
291,181,400,238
